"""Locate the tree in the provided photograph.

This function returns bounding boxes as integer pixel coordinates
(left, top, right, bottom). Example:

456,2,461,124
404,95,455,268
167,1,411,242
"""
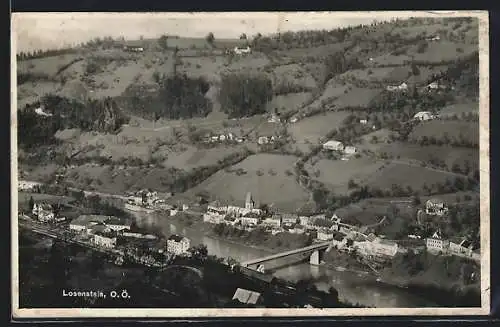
206,32,215,45
218,73,273,118
28,196,35,211
411,62,421,76
240,33,247,40
158,35,169,50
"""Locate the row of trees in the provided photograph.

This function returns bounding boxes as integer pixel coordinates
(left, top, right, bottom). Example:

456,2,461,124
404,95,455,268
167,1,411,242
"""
16,47,79,61
120,74,212,120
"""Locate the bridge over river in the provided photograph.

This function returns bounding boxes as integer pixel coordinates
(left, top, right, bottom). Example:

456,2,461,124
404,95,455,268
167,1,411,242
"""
241,241,331,273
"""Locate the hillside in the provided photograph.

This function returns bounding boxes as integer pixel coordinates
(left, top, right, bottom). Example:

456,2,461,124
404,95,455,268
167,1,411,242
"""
17,16,480,211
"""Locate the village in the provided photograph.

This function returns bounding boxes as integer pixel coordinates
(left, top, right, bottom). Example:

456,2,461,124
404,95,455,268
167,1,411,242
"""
21,174,480,280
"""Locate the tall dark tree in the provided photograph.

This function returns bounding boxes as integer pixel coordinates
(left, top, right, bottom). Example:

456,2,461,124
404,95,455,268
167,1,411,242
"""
28,196,35,211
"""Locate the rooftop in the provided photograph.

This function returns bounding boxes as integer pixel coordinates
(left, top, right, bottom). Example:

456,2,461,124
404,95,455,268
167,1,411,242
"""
168,234,187,242
232,288,261,305
106,217,132,226
70,215,112,226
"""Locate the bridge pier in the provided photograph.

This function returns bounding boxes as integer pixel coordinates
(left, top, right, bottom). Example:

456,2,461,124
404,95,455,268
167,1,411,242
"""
309,248,327,266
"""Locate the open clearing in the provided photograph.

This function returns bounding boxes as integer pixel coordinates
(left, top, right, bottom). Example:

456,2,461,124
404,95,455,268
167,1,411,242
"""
306,157,386,195
266,92,313,113
187,153,310,212
376,142,479,173
18,192,75,206
438,102,479,117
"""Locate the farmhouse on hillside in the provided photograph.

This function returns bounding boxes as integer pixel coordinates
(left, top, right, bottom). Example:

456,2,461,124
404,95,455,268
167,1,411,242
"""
425,198,448,216
122,40,145,52
233,46,252,55
386,82,408,92
413,111,435,121
344,146,357,155
18,180,42,192
323,140,344,151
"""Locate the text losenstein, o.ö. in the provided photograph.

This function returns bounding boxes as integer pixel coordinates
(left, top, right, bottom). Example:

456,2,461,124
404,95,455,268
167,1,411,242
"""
62,289,130,299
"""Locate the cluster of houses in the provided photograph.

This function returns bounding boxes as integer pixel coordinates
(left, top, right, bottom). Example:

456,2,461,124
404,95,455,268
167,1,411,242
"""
124,189,172,212
202,193,403,261
203,132,245,144
386,82,409,92
31,202,57,222
425,230,480,261
18,180,42,192
67,214,191,257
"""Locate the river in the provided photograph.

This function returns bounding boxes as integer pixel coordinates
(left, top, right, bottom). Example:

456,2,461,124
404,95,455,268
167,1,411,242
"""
133,211,438,308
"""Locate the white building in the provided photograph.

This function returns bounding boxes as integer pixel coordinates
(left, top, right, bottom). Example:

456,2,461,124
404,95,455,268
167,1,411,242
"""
426,231,450,254
359,119,368,125
233,46,251,55
317,229,334,241
299,216,311,227
258,136,270,145
167,234,191,255
105,217,132,232
93,231,117,248
344,146,357,155
413,111,435,121
323,140,344,151
354,237,399,258
203,206,226,224
69,215,111,233
281,213,298,225
449,239,473,257
425,198,448,216
262,216,281,228
18,180,42,192
386,82,408,92
240,215,260,226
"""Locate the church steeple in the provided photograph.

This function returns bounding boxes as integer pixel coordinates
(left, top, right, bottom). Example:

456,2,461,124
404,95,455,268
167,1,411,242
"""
245,192,254,210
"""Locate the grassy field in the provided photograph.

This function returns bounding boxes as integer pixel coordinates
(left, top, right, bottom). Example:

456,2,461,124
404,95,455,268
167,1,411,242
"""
271,63,318,91
18,192,75,206
266,92,313,113
438,102,479,117
289,111,350,145
332,87,383,108
409,121,479,146
187,153,310,212
17,53,83,76
363,162,459,192
375,142,479,173
306,157,386,195
63,164,179,194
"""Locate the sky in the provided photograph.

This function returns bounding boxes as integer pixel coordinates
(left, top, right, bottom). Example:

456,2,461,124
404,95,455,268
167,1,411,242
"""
11,12,395,53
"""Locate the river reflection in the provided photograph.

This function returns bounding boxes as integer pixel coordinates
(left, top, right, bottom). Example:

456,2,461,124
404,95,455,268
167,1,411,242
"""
133,212,437,308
